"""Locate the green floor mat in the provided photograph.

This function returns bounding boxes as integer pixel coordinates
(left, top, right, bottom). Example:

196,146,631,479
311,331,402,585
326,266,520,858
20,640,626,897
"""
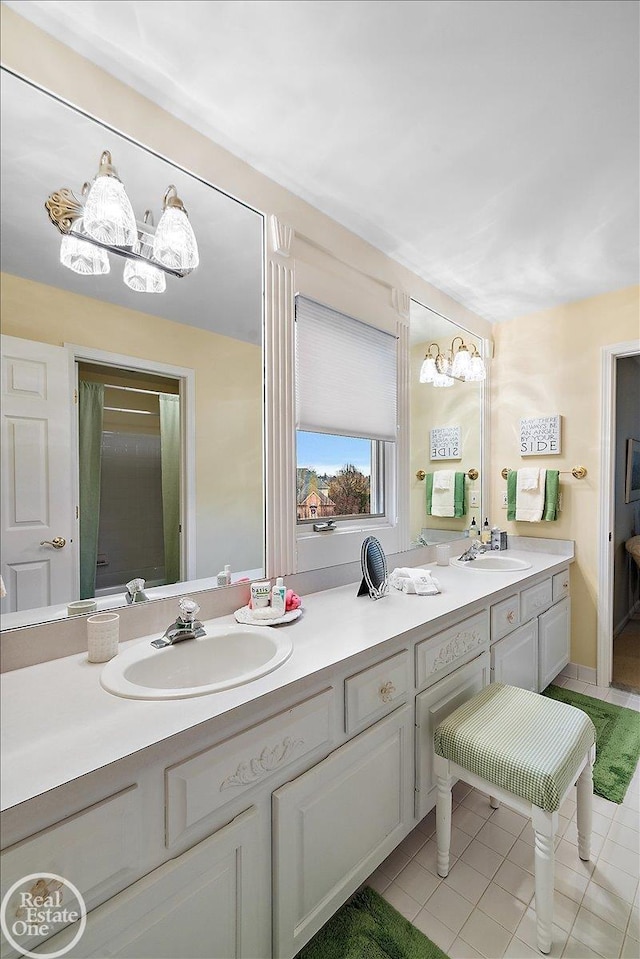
542,684,640,803
295,886,450,959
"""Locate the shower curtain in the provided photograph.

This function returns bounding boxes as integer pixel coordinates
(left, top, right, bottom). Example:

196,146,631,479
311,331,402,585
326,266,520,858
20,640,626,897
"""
159,393,181,584
78,381,104,599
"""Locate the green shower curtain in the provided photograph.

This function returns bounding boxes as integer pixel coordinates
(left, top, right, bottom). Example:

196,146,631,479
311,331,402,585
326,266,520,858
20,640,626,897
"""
78,381,104,599
159,394,181,584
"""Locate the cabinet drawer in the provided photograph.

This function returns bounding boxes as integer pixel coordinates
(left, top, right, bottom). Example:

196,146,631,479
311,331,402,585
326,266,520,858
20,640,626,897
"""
416,610,489,690
165,689,334,847
490,594,520,642
553,569,570,603
345,650,409,734
0,787,140,956
521,578,553,621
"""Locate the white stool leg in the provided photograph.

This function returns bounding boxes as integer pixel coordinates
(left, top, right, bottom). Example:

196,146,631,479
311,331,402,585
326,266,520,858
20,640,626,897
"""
531,806,557,955
576,746,595,861
434,754,453,878
490,796,500,809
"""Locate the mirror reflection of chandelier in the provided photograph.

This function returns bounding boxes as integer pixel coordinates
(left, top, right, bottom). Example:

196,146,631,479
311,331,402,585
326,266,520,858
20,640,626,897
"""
419,336,486,387
45,151,199,294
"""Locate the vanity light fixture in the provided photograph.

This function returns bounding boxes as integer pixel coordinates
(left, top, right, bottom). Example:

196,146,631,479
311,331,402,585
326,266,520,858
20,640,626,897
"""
45,153,199,292
82,151,138,247
152,185,200,271
419,336,486,387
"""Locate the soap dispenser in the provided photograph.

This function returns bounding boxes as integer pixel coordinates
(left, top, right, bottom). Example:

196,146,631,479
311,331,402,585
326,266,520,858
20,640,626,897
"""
468,517,479,540
481,518,492,545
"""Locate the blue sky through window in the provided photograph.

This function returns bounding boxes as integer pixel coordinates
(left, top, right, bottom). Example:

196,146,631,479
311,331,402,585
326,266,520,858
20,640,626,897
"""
296,431,371,477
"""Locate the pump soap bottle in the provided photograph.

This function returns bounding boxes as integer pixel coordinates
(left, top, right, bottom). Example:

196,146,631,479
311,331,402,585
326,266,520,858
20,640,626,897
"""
468,517,479,540
481,518,492,545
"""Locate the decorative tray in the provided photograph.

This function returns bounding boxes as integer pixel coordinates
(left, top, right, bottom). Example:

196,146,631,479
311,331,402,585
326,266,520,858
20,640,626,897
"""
233,605,302,626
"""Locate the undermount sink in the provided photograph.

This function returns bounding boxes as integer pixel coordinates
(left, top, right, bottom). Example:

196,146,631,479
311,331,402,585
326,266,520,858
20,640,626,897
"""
100,624,293,700
450,555,532,572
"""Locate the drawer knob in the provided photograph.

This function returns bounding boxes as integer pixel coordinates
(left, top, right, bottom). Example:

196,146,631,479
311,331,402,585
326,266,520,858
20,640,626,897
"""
507,611,515,624
379,681,396,703
562,581,569,589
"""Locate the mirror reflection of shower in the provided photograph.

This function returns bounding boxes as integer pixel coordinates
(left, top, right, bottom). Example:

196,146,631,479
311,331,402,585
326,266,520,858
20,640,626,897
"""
77,363,181,600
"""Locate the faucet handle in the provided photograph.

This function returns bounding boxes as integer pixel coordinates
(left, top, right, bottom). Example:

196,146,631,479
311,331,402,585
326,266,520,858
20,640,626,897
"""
179,596,200,623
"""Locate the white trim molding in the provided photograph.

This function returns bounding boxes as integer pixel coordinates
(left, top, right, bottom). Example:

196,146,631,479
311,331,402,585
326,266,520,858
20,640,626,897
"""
597,339,640,687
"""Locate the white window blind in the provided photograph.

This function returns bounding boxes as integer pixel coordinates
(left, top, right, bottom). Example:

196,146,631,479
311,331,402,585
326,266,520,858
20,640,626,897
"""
295,296,398,442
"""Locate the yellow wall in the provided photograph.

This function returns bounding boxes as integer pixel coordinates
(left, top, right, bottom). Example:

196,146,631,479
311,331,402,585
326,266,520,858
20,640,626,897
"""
1,272,263,577
490,285,640,668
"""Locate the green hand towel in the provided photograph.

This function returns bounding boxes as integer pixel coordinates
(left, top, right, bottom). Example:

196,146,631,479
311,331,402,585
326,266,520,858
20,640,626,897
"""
507,469,517,521
426,472,433,515
454,471,466,517
543,469,560,521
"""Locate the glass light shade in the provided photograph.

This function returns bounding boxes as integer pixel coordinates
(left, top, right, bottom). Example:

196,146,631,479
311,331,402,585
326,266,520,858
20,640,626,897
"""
60,233,110,275
123,259,166,294
433,370,454,387
466,354,486,381
451,345,471,379
83,175,137,247
419,356,437,383
152,206,199,270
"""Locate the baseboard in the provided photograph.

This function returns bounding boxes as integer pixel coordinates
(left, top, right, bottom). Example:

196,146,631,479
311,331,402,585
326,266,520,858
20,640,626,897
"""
614,599,640,637
559,662,597,686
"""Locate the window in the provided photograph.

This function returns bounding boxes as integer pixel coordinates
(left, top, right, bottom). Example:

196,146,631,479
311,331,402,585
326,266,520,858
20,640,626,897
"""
296,431,385,523
295,296,397,529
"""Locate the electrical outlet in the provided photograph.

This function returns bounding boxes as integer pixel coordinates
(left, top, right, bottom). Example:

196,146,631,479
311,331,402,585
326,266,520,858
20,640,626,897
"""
470,491,479,507
502,492,508,508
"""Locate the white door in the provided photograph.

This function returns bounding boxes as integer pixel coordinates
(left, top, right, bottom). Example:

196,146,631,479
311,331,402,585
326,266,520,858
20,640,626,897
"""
539,597,571,690
1,335,75,612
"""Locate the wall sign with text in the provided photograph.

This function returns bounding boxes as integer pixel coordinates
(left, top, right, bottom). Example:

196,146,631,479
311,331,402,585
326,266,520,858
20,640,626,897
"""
430,426,461,460
520,414,562,456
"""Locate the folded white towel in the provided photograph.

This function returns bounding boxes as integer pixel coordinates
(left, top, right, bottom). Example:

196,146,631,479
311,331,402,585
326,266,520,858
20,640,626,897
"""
517,468,540,492
433,470,454,491
432,471,455,517
389,568,441,595
515,467,546,522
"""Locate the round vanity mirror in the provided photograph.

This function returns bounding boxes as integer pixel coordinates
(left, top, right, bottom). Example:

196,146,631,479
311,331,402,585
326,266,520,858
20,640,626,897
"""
357,536,388,600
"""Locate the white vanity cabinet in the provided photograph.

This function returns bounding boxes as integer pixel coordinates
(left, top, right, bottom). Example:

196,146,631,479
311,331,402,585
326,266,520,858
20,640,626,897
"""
272,704,413,958
538,596,571,691
489,567,570,694
30,806,265,959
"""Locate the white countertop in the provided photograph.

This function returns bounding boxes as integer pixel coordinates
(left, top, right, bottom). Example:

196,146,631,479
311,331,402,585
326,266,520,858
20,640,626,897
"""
0,548,572,811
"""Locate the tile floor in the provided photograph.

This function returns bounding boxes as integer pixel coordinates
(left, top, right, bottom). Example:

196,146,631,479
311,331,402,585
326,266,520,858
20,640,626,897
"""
367,678,640,959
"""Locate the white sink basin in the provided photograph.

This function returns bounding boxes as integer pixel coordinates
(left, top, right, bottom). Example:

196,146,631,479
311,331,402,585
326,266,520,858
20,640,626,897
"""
100,624,293,700
450,555,532,572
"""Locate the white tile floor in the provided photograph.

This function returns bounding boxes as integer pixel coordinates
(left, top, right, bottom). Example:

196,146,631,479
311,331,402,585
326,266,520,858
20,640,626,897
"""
367,679,640,959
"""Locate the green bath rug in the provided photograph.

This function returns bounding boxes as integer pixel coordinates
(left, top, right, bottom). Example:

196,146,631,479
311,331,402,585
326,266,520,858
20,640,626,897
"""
295,886,450,959
542,684,640,803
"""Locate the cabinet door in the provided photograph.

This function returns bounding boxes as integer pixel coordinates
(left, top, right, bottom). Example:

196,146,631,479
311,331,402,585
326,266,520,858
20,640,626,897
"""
273,705,413,959
538,597,570,691
491,620,538,692
31,807,266,959
415,651,490,820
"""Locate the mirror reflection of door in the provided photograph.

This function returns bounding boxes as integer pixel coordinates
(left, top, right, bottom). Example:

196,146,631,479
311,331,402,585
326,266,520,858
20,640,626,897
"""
0,334,75,611
77,363,181,601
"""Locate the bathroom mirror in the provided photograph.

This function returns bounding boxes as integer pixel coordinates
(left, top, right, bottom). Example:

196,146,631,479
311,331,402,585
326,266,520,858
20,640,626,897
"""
0,69,264,628
357,536,389,601
410,299,484,545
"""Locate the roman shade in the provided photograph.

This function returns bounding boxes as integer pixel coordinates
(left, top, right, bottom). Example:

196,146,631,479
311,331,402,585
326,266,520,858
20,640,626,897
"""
295,296,397,442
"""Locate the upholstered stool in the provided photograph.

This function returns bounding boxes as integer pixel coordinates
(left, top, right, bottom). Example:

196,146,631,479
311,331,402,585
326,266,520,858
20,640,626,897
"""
433,683,596,954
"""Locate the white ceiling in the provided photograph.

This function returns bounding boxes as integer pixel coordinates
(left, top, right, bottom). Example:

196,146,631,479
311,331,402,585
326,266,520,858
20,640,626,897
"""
6,0,639,323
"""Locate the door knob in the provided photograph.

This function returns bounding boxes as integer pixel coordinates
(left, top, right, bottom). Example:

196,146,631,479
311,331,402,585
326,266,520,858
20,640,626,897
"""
40,537,66,549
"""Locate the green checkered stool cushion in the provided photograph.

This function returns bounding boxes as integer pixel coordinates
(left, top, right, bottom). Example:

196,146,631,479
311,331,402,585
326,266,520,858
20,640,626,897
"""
434,683,596,812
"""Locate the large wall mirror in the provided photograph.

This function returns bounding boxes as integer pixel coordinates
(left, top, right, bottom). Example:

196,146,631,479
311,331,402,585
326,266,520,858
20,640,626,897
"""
0,69,264,629
410,299,484,545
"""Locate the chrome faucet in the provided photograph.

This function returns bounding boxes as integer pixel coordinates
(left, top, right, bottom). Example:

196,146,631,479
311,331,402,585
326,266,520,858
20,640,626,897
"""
151,597,205,648
458,540,486,562
125,577,149,604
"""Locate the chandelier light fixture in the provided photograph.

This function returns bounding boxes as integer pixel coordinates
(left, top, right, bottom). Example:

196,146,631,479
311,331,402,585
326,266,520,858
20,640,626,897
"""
45,151,199,294
419,336,486,388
